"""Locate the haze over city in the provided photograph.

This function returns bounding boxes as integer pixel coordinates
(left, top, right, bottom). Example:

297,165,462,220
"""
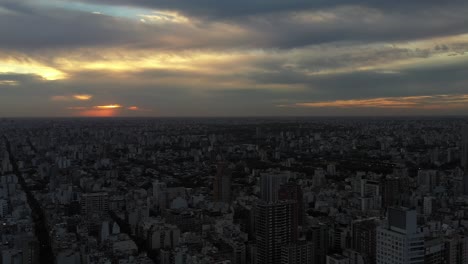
1,0,468,117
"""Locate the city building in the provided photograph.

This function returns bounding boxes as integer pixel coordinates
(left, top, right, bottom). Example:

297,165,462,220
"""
213,162,232,203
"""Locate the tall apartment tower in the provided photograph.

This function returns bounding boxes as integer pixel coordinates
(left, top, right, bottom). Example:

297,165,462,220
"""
213,162,232,203
260,173,289,203
445,234,468,264
81,192,109,217
256,173,297,264
306,224,329,264
376,207,424,264
279,181,305,227
461,125,468,195
256,200,297,264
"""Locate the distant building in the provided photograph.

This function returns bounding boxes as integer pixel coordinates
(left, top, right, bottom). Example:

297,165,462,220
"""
352,218,377,264
281,240,314,264
326,254,349,264
462,125,468,195
80,192,109,218
424,237,445,264
381,177,409,208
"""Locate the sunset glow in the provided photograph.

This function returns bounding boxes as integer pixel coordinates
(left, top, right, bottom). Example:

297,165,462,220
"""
77,109,118,117
73,94,93,100
293,94,468,109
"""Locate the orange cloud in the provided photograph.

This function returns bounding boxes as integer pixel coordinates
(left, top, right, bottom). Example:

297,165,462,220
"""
94,104,122,109
292,94,468,109
128,106,139,110
51,94,93,101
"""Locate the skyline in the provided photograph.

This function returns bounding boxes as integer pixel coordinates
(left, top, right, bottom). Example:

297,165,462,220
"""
1,0,468,117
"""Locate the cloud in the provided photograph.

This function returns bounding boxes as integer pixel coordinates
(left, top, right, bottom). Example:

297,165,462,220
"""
2,1,468,53
51,94,93,101
0,80,19,86
0,54,66,80
1,0,468,117
138,11,189,24
290,94,468,109
70,0,468,18
73,94,93,100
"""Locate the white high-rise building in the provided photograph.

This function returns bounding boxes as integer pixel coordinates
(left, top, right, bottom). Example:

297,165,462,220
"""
376,207,424,264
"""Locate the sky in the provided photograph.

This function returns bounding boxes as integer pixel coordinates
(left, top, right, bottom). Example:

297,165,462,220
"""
1,0,468,117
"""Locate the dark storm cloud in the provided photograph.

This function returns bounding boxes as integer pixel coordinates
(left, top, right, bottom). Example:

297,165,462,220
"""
2,1,468,52
0,1,255,52
0,2,146,50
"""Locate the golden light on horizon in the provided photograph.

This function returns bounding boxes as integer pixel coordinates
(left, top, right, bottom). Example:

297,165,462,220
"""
292,94,468,109
77,109,117,117
0,57,66,80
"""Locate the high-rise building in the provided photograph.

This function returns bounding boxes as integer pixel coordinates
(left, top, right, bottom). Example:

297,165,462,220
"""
306,224,329,264
80,192,109,218
213,162,232,203
279,181,304,227
444,235,468,264
376,207,424,264
13,234,39,264
260,173,289,203
352,219,377,264
255,200,297,264
461,125,468,195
